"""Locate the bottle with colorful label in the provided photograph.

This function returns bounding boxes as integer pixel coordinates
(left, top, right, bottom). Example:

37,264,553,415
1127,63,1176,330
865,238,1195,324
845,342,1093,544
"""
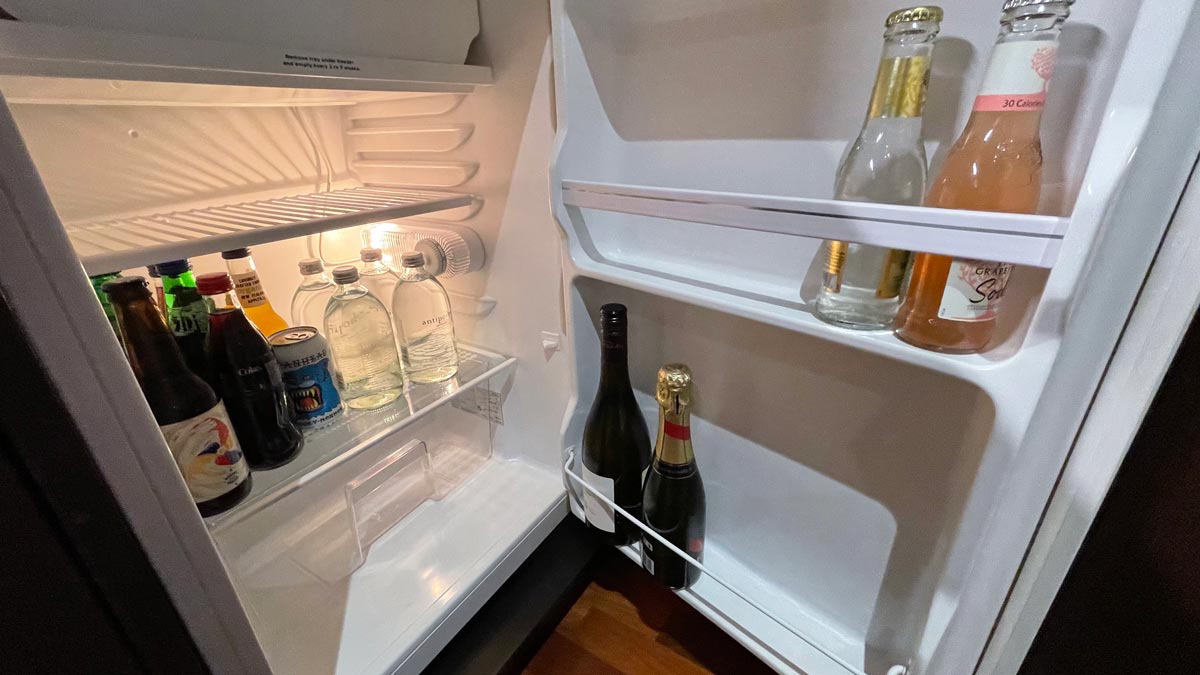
894,0,1070,353
814,6,941,330
222,247,289,337
102,276,250,517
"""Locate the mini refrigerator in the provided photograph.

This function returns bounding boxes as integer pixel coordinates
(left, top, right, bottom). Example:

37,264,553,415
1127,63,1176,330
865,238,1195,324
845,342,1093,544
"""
1,1,1199,674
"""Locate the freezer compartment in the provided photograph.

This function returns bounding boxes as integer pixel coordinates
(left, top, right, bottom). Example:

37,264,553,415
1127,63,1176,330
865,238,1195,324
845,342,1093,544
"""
211,358,567,675
565,277,996,675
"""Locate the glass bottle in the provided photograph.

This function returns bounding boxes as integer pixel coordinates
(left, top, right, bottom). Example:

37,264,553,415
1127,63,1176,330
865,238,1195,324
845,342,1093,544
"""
814,6,941,330
324,266,405,410
391,251,459,384
290,258,336,332
146,265,166,312
197,272,303,469
641,363,706,590
157,259,209,378
102,276,250,516
222,247,289,337
895,0,1070,353
359,247,399,310
581,303,652,546
89,271,121,336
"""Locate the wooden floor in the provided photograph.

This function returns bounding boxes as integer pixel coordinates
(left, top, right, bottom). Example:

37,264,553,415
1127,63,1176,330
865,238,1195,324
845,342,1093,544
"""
522,550,775,675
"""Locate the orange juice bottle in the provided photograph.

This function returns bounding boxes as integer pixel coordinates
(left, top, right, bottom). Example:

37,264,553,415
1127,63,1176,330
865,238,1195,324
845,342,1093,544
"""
894,0,1071,353
221,247,289,337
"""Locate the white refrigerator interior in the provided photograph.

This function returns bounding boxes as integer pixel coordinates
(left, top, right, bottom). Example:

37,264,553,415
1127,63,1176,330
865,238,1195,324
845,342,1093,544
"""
0,1,1198,675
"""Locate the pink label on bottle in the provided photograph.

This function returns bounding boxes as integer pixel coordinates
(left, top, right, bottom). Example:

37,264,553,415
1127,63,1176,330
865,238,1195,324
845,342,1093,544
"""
973,92,1047,112
974,41,1058,111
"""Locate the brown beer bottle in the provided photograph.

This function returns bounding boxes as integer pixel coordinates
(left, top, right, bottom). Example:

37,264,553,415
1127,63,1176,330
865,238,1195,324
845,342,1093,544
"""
104,276,251,517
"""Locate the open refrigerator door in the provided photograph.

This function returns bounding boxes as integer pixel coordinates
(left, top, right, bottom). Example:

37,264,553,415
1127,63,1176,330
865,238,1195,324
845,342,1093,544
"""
0,1,1198,675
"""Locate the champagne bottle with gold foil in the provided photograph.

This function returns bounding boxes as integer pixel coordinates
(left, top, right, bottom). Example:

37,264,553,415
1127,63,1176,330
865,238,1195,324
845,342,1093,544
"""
814,6,942,330
641,363,706,590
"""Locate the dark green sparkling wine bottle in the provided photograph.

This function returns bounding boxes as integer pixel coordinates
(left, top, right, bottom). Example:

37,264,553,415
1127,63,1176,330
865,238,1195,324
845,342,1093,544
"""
581,303,652,546
641,363,706,589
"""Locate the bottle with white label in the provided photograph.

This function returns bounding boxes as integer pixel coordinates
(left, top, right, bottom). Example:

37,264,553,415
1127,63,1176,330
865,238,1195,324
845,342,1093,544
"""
390,251,459,384
222,247,289,337
102,276,251,517
895,0,1070,353
581,304,652,546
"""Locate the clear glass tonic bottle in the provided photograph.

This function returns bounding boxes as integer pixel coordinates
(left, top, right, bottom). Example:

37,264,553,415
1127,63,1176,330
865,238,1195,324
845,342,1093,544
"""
814,6,942,330
358,247,399,310
290,258,336,331
324,266,405,410
391,251,459,384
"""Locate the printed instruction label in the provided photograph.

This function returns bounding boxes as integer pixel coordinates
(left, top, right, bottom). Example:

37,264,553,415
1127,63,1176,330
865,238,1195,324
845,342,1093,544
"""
581,463,616,533
281,53,361,72
938,259,1013,322
973,41,1058,112
231,271,268,308
160,401,248,503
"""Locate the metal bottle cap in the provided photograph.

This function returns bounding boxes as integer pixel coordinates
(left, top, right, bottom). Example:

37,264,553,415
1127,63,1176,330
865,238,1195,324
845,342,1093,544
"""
401,251,426,268
1001,0,1073,10
332,266,360,284
360,247,384,263
656,363,694,411
298,258,324,275
885,6,943,26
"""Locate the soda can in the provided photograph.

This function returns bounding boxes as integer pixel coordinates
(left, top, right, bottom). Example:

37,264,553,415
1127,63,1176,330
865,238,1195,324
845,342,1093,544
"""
268,327,344,430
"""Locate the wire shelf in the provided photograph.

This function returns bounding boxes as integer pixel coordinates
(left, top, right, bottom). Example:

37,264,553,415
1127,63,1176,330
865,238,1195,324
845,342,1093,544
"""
68,185,474,274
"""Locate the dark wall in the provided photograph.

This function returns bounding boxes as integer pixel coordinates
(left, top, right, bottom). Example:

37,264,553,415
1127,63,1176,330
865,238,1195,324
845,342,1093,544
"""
1020,312,1200,674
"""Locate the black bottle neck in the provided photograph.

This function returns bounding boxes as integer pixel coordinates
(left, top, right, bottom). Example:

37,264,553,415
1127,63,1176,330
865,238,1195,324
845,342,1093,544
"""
599,326,632,386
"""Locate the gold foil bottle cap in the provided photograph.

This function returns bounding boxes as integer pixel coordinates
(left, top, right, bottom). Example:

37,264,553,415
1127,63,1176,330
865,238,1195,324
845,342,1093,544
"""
885,6,943,26
656,363,694,411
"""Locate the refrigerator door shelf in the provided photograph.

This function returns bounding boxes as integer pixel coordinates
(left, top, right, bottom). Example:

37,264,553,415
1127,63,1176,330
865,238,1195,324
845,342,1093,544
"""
561,180,1067,269
564,448,881,675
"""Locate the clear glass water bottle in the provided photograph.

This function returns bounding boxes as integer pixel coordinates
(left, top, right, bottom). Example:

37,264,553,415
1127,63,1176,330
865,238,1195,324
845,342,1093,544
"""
323,266,405,410
290,258,335,331
813,6,941,330
358,247,399,309
391,251,459,384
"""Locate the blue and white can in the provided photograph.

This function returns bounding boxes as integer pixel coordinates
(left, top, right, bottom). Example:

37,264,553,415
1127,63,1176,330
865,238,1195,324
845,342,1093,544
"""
269,327,344,430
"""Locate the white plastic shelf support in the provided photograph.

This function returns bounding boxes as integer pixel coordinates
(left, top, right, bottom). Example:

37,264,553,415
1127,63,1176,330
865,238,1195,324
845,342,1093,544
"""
561,180,1069,268
67,186,475,275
